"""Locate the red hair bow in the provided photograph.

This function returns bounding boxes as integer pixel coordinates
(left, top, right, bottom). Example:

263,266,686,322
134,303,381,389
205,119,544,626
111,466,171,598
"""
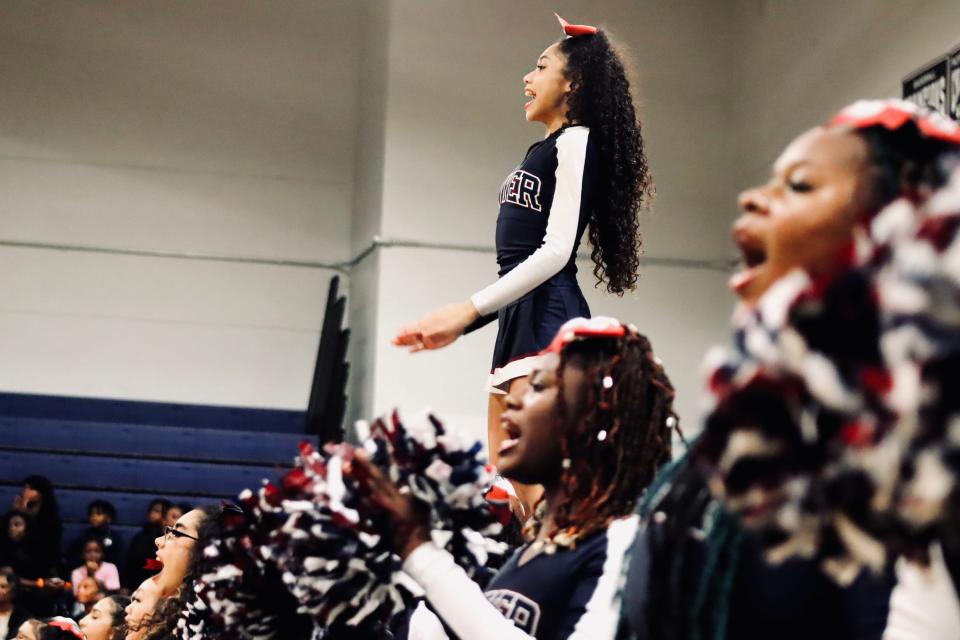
47,618,84,640
541,316,626,355
829,99,960,145
555,13,597,37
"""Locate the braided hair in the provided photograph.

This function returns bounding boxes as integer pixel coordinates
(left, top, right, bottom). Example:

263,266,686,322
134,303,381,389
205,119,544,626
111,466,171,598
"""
558,30,652,296
531,328,677,545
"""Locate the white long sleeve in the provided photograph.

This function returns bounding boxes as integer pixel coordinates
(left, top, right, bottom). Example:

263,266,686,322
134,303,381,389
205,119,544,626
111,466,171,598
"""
470,126,589,316
403,543,535,640
883,543,960,640
403,516,637,640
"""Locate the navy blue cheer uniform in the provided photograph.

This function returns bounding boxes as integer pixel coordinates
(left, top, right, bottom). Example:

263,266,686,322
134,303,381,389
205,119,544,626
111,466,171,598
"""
467,125,599,392
403,516,638,639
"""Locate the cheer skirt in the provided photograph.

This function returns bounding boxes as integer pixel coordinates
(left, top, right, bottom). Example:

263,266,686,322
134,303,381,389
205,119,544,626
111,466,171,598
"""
487,272,590,393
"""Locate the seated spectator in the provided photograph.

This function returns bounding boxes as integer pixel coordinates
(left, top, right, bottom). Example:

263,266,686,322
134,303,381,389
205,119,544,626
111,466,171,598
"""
152,506,219,599
121,500,168,591
68,576,103,620
138,506,222,639
0,568,32,640
70,540,119,597
67,502,123,570
8,478,61,580
38,619,82,640
160,504,188,531
78,595,129,640
4,478,63,618
0,516,38,587
14,618,82,640
122,579,159,640
14,618,41,640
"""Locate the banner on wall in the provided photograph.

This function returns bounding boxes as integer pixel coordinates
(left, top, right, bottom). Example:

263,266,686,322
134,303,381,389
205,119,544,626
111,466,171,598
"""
903,56,949,116
950,47,960,121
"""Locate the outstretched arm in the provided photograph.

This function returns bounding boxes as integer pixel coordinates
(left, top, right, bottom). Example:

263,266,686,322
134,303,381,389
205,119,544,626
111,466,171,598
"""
393,127,589,352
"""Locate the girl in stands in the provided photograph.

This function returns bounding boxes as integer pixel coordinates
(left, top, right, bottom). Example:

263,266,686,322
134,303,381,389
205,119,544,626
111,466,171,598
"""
4,478,63,617
122,579,159,640
79,595,129,640
150,506,219,599
393,15,653,513
123,499,169,591
70,539,119,596
14,618,82,640
366,316,676,639
69,576,104,620
136,506,222,639
0,568,31,640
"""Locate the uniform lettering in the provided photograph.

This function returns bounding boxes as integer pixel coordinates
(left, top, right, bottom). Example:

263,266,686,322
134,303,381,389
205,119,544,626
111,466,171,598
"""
499,170,543,212
485,589,541,634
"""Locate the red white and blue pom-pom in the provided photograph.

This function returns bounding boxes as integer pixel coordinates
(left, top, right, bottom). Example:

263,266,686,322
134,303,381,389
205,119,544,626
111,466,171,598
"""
178,409,509,638
697,165,960,583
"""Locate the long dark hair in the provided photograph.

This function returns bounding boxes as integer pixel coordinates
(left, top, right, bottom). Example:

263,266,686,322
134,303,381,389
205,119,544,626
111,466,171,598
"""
142,505,222,640
542,330,676,544
558,30,652,295
22,475,60,524
103,595,131,639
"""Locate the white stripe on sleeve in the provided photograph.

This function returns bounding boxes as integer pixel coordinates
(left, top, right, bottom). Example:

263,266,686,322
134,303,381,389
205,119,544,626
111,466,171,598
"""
568,515,639,639
403,543,536,640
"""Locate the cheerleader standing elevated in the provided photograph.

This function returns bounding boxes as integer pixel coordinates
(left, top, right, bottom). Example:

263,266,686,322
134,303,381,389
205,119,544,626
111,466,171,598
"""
394,15,652,499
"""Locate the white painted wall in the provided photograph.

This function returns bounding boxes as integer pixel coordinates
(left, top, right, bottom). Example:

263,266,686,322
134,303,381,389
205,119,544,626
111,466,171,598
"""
0,1,360,408
5,0,960,439
345,0,391,432
730,0,960,188
370,0,738,444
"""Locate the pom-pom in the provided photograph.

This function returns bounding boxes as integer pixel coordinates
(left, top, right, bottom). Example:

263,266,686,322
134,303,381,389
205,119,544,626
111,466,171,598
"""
698,169,960,583
179,410,510,638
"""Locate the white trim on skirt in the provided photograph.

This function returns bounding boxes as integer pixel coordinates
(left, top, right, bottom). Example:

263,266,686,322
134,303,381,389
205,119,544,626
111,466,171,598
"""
486,353,546,394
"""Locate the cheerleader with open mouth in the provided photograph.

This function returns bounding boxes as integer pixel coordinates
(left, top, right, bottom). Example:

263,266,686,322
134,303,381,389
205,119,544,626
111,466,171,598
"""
393,15,653,514
620,100,960,640
365,317,676,639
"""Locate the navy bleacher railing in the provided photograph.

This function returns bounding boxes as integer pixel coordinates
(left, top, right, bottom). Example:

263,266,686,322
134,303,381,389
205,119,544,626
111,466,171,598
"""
0,392,304,434
0,392,304,552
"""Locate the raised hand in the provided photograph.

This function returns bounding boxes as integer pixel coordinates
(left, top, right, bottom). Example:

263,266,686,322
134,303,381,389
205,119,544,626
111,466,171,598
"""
348,450,431,559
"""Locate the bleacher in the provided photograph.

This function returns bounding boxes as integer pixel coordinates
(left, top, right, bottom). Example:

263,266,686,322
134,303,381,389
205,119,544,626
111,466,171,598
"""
0,392,306,551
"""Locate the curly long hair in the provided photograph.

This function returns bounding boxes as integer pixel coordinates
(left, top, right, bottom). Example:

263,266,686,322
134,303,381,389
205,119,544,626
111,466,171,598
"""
535,329,677,544
141,505,222,640
102,595,131,640
558,30,652,295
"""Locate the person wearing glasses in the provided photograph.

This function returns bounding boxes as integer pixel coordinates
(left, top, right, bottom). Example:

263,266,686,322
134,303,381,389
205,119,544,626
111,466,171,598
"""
135,506,222,639
150,506,218,600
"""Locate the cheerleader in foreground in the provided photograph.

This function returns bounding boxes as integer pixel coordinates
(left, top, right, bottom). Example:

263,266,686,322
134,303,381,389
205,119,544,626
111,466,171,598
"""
366,316,676,639
620,100,960,639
